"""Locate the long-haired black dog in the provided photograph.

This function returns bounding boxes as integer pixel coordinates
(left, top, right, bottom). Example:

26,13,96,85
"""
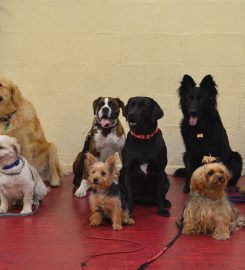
174,74,243,193
119,97,171,217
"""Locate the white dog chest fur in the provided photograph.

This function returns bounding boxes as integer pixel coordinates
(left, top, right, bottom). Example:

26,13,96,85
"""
94,128,125,161
140,163,148,175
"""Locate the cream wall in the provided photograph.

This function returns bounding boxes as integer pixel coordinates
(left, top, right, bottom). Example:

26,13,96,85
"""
0,0,244,174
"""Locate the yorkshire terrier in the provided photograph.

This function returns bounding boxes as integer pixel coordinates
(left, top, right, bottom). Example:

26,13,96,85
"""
86,152,134,230
181,156,245,240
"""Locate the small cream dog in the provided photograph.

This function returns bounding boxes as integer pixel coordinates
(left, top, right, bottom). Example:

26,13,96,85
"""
0,135,49,214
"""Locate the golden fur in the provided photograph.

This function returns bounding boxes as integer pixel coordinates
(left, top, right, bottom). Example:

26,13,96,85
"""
86,152,134,230
182,156,245,240
0,76,62,186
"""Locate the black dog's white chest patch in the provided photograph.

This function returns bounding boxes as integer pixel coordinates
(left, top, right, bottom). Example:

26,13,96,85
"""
140,163,148,175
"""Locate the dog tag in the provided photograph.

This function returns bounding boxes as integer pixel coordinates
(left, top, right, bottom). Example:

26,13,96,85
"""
197,133,204,139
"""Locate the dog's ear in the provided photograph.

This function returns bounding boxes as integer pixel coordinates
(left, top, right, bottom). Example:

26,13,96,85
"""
113,152,122,173
122,98,132,119
85,152,97,167
10,81,22,108
12,139,20,156
178,74,196,96
200,75,218,98
105,152,122,174
92,97,103,115
190,167,207,193
116,98,124,111
151,99,164,123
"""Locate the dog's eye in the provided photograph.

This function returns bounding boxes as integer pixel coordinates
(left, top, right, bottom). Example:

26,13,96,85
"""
0,146,4,149
101,171,106,176
92,170,95,174
99,102,104,107
0,83,2,87
207,170,214,176
109,101,116,107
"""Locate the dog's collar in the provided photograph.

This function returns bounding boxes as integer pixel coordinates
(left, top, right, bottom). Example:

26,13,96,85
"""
0,111,16,132
2,158,20,170
92,182,119,196
0,157,25,175
130,127,159,140
0,111,16,123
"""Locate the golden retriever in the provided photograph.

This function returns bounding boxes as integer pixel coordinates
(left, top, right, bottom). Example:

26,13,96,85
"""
0,76,61,186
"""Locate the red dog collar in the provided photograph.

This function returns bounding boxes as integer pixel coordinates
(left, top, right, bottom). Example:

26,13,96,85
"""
130,127,159,140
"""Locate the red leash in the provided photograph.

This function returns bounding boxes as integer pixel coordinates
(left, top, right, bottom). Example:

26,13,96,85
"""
137,230,182,269
80,212,145,269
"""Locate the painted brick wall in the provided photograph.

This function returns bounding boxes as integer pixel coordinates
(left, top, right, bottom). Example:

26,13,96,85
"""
0,0,244,174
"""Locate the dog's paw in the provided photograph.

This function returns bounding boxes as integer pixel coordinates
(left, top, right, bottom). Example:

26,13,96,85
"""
123,217,135,225
50,179,61,187
20,208,32,214
89,212,102,227
181,227,191,235
122,210,135,225
157,209,170,217
0,207,8,213
163,199,172,208
75,188,87,197
90,220,101,227
74,180,88,197
112,224,123,231
212,232,230,240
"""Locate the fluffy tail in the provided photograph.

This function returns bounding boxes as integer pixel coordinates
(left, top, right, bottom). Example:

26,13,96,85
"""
28,164,49,201
227,151,243,186
48,143,62,186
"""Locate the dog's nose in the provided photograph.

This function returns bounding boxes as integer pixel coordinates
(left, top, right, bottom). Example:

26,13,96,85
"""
216,175,224,183
93,178,99,184
102,107,109,115
188,110,197,117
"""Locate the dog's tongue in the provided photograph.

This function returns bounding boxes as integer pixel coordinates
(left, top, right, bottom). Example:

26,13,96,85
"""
189,116,198,126
100,118,111,128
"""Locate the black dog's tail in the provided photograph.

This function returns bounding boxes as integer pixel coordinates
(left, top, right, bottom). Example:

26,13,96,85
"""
227,151,243,187
173,168,187,177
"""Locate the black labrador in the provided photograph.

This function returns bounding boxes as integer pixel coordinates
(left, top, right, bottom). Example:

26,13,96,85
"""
174,74,243,193
119,97,171,217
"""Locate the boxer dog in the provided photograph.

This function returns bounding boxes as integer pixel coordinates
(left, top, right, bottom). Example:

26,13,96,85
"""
73,97,125,197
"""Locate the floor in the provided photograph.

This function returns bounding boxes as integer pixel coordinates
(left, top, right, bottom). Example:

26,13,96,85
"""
0,175,244,270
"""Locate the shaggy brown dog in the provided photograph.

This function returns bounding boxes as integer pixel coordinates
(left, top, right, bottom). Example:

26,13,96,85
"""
182,156,245,240
86,152,134,230
0,76,62,186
